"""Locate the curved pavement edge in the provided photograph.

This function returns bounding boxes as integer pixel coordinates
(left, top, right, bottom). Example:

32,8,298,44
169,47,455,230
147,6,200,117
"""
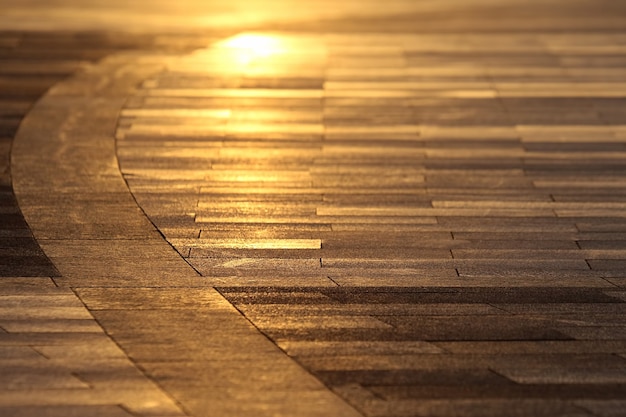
11,51,362,417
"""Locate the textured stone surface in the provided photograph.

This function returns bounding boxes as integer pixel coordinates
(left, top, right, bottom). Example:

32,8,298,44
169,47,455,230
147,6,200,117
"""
4,0,626,416
0,283,185,416
11,47,362,417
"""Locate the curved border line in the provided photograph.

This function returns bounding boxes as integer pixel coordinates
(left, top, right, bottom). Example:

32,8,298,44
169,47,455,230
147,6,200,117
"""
11,50,362,417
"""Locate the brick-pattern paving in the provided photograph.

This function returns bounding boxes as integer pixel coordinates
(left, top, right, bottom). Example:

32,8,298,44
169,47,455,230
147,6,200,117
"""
1,1,624,416
116,32,626,415
0,31,218,277
1,32,232,417
11,47,363,417
0,279,187,417
220,286,626,416
118,33,626,286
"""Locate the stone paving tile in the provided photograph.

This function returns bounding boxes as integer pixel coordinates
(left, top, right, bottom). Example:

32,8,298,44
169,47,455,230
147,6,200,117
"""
221,286,626,304
0,367,88,390
279,340,445,356
327,274,612,288
557,327,626,341
239,303,501,317
326,371,626,403
575,400,626,417
433,340,626,355
331,395,594,417
373,315,570,341
171,388,359,417
294,354,626,383
0,405,135,417
0,390,184,416
491,355,626,384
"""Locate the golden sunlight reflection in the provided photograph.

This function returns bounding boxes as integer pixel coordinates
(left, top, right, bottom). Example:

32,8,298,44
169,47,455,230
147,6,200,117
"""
173,32,325,77
117,33,327,252
216,33,287,66
121,109,231,119
171,238,322,250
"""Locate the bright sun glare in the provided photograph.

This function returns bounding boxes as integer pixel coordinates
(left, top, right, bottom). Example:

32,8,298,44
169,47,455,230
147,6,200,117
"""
217,34,285,65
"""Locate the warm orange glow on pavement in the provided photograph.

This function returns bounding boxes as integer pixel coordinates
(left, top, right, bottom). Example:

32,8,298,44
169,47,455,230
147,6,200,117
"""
218,34,286,63
215,35,280,67
7,0,626,413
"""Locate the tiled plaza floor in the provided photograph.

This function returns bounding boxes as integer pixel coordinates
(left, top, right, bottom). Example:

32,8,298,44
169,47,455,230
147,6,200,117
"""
2,1,626,416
